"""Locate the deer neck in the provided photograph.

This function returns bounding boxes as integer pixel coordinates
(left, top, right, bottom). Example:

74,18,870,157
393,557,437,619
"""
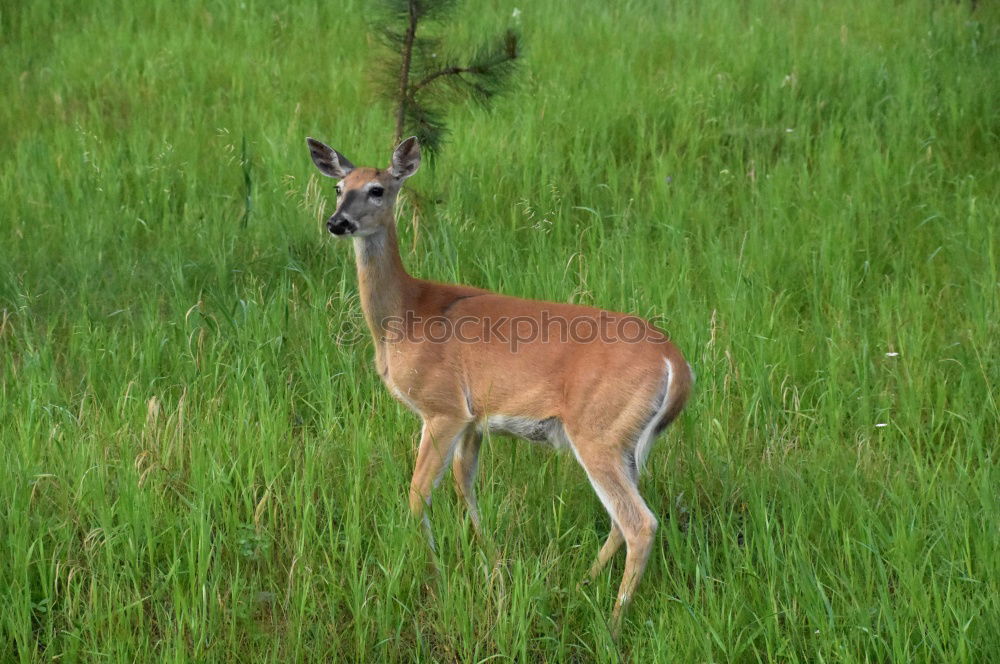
353,217,412,344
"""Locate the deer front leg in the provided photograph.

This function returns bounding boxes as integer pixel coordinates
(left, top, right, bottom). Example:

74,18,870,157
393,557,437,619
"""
409,416,470,551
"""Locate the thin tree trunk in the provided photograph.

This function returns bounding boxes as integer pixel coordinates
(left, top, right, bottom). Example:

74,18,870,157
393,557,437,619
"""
394,0,418,145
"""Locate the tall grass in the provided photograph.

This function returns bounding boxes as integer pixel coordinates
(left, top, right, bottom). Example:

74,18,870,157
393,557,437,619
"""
1,0,997,661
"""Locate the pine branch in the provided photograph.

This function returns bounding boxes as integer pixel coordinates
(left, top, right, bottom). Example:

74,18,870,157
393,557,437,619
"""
429,31,519,104
412,65,469,94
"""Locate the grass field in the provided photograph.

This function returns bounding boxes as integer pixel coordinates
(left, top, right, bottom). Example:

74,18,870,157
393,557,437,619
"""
2,0,998,661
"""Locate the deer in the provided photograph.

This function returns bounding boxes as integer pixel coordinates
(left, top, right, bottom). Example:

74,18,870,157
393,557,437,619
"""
306,135,693,633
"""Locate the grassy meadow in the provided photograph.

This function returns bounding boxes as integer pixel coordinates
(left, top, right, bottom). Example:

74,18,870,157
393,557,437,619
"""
2,0,998,661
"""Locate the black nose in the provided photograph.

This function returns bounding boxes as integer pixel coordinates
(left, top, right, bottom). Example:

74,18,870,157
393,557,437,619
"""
327,216,357,236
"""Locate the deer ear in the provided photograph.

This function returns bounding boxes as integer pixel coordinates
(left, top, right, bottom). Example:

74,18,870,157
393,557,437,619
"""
306,137,355,179
388,136,421,179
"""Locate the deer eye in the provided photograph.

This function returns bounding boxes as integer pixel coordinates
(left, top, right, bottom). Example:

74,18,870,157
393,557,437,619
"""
335,185,343,196
369,185,384,198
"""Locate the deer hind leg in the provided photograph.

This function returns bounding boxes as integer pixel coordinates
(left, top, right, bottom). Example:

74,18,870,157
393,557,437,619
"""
409,415,470,551
586,451,638,581
587,524,625,581
451,428,483,534
569,439,658,634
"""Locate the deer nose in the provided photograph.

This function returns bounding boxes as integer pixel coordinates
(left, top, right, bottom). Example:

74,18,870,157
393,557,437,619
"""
327,214,357,236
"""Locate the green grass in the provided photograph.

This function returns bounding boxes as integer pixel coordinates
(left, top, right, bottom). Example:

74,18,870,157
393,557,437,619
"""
1,0,998,661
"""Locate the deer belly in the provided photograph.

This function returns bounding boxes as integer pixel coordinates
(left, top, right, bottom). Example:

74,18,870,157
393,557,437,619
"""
483,415,566,448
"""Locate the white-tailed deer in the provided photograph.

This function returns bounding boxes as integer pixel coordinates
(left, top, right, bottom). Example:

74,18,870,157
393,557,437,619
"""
307,136,693,632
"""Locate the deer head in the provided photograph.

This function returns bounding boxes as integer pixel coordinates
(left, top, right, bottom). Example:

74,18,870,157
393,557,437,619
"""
306,136,421,237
